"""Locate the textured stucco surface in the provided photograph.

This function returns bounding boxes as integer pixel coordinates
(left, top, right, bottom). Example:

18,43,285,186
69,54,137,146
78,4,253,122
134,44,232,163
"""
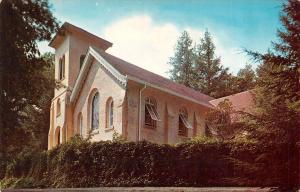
126,80,210,144
73,59,126,142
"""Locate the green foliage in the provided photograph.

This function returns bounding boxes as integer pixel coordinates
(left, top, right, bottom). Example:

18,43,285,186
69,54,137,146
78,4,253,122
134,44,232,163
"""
168,30,256,98
205,99,246,141
189,136,218,144
235,64,256,91
0,0,58,179
245,0,300,188
0,137,284,189
21,52,55,150
193,31,232,98
112,130,127,143
168,31,194,87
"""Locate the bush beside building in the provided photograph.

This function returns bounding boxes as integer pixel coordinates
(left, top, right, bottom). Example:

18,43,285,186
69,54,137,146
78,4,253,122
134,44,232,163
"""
1,136,274,189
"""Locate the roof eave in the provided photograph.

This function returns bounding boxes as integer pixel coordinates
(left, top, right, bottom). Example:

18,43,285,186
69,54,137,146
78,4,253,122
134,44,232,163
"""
48,22,113,49
127,75,214,109
70,47,127,103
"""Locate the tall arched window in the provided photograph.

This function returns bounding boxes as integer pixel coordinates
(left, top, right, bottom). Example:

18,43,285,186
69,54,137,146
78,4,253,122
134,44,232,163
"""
178,107,192,136
106,98,114,128
79,54,86,69
144,97,160,128
78,113,83,136
91,92,99,130
59,55,65,80
56,99,61,116
55,126,60,146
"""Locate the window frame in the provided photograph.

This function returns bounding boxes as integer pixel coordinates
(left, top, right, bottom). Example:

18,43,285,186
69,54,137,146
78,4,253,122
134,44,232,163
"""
106,98,114,129
91,92,100,131
79,54,86,70
56,99,61,117
178,107,192,136
144,97,160,128
58,55,65,81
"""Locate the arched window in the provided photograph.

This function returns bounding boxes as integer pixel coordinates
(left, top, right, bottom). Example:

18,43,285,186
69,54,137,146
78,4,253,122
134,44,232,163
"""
59,55,65,80
106,98,114,128
91,92,99,130
56,99,61,116
178,107,192,136
78,113,83,136
57,130,60,145
144,97,160,128
55,126,60,146
79,54,86,69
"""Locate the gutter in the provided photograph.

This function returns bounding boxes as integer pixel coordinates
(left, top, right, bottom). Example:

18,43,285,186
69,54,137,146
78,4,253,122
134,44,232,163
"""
138,84,147,141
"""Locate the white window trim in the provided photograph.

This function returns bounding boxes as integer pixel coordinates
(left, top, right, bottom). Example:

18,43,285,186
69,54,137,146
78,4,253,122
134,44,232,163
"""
108,100,114,128
145,103,161,121
179,114,192,129
91,92,100,130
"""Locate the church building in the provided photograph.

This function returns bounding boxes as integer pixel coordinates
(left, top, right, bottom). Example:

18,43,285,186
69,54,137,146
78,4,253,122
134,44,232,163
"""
48,22,252,149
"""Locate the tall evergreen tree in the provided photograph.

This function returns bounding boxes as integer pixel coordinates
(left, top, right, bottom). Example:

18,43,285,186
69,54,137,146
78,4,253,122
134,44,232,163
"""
235,64,256,91
193,31,231,98
246,0,300,188
225,64,256,95
169,31,194,87
0,0,58,178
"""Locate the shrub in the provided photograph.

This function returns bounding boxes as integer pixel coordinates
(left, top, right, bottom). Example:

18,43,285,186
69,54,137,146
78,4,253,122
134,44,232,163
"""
0,135,280,188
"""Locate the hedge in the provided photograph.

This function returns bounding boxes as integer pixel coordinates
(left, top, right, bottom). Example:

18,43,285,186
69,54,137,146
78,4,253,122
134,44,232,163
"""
0,136,275,188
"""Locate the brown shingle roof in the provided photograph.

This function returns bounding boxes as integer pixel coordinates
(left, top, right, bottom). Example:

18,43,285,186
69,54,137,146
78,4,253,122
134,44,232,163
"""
97,50,214,105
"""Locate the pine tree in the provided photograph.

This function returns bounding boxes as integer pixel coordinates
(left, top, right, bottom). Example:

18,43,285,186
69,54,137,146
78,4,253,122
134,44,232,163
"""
234,64,256,92
246,0,300,188
193,31,232,98
169,31,194,87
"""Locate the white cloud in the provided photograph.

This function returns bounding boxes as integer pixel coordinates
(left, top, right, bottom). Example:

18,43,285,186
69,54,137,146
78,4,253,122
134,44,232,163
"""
101,15,249,77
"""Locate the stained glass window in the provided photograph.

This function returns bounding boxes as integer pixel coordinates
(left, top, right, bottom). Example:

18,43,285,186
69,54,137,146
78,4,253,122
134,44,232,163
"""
109,100,113,127
91,93,99,130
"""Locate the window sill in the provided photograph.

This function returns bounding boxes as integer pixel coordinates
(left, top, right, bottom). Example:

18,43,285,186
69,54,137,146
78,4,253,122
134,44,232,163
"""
105,127,114,132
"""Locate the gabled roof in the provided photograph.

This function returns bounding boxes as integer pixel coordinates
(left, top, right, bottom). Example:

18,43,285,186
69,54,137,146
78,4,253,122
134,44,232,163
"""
70,46,214,108
209,90,255,113
49,22,113,50
98,50,214,104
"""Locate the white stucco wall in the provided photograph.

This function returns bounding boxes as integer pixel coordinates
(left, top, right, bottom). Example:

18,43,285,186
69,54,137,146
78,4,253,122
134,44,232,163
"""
73,60,126,142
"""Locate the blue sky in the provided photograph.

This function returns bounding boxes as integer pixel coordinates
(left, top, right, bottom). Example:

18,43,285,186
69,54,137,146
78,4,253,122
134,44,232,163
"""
41,0,283,77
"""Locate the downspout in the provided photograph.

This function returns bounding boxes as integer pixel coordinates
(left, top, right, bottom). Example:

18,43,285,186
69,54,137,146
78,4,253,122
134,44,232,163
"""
138,84,147,141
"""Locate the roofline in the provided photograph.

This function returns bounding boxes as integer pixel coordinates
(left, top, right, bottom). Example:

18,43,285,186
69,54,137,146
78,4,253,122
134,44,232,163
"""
70,47,214,109
49,22,113,49
127,75,214,109
209,89,255,105
70,47,127,103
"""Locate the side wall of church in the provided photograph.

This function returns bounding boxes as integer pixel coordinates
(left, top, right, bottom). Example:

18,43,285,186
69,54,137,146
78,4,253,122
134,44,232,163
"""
72,60,126,142
126,80,210,144
48,36,71,149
